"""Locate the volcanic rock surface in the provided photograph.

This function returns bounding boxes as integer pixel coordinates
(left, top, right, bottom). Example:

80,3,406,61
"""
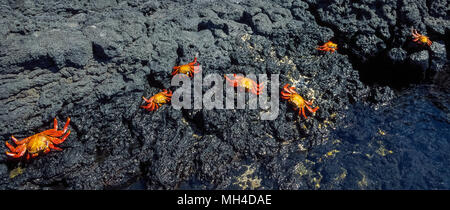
0,0,448,189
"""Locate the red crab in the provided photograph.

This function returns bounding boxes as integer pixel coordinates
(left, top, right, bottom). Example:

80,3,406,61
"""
411,28,432,46
317,41,338,53
141,89,173,111
5,117,71,160
224,74,264,95
171,57,201,77
281,84,319,119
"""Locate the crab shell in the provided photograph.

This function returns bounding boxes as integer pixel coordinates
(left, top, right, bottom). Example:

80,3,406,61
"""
224,74,264,95
281,84,319,119
317,41,338,53
141,89,173,111
412,29,432,46
171,57,201,77
5,117,71,160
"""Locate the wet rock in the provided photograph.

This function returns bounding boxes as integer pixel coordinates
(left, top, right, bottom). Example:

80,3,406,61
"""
429,42,447,73
0,164,7,177
424,16,449,36
408,50,429,73
387,48,407,64
371,86,396,104
352,34,386,63
398,1,422,26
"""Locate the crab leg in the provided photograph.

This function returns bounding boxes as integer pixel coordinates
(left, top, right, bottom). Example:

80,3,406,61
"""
305,105,319,113
163,90,173,97
224,75,238,87
189,57,197,65
5,141,19,152
281,95,290,100
6,144,26,158
142,96,153,103
52,117,70,133
257,82,264,90
412,29,419,37
49,130,71,144
63,118,71,133
11,135,29,145
142,101,154,110
192,66,201,73
284,86,294,94
43,118,71,137
281,90,291,96
49,142,62,151
250,87,258,95
301,107,308,119
289,86,296,93
281,91,292,99
251,80,264,95
283,84,294,93
148,103,155,111
317,45,329,50
53,117,58,130
305,99,313,105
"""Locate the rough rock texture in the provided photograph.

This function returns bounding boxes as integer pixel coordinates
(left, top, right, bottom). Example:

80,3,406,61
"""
0,0,448,189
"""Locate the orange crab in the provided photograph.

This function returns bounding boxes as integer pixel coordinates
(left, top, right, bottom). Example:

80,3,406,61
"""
411,28,432,46
171,57,201,77
141,89,173,111
224,74,264,95
281,84,319,119
317,41,338,53
5,117,71,160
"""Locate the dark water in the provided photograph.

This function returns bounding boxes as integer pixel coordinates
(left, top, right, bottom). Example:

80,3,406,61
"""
309,82,450,189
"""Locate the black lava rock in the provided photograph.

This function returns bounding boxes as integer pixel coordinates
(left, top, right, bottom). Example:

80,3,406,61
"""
0,0,448,190
408,50,430,74
251,13,273,35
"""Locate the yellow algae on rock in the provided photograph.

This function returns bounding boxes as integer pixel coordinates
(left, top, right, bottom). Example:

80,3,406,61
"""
10,167,24,179
294,162,310,177
234,165,262,190
378,129,386,135
319,149,340,162
311,172,323,189
326,149,340,158
357,171,368,189
334,167,347,182
241,33,251,42
332,139,341,145
375,141,393,156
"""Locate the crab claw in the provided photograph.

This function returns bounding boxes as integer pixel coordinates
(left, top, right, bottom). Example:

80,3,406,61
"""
5,144,26,158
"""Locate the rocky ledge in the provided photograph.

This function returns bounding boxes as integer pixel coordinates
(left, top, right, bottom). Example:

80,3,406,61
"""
0,0,448,189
